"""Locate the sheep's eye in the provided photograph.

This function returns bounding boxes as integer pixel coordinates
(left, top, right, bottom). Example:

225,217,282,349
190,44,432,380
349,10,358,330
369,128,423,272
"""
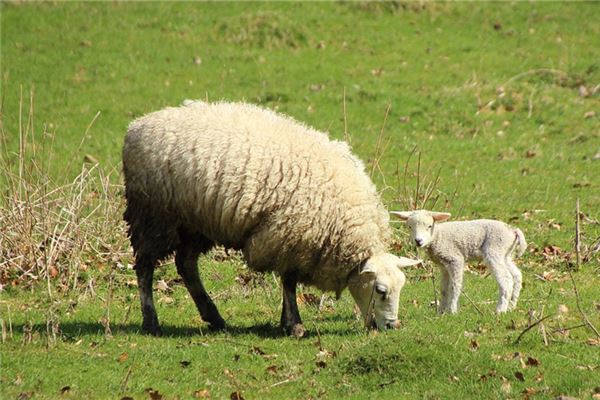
375,285,387,295
428,225,433,229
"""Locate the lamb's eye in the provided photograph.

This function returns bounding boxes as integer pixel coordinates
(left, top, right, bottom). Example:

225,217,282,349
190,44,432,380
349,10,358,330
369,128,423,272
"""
428,225,433,229
375,284,387,295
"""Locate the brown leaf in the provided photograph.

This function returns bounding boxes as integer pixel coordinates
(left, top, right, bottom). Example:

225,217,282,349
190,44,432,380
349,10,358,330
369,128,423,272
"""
17,393,33,400
470,339,480,351
297,293,319,306
194,389,211,399
500,376,511,394
147,389,163,400
60,386,71,395
525,149,537,158
230,391,245,400
587,337,600,346
522,387,538,398
250,346,265,356
514,371,525,382
117,352,129,363
223,368,235,378
584,111,596,119
525,356,539,367
266,365,278,375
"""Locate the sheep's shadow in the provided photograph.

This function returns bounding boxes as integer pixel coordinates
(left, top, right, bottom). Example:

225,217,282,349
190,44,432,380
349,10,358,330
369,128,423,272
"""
13,320,356,340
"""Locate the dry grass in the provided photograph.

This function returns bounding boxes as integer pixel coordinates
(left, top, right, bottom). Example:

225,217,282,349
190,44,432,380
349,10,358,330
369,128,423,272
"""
0,90,131,295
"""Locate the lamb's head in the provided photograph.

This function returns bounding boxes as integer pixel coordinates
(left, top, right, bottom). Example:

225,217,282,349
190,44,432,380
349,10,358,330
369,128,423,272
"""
348,253,421,330
390,210,451,248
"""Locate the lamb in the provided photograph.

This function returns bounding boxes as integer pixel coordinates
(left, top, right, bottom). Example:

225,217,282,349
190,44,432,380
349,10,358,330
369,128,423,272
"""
122,100,421,337
390,210,526,314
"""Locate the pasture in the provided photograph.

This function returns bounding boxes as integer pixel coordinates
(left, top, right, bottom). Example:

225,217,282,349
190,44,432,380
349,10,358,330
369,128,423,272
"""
1,2,599,399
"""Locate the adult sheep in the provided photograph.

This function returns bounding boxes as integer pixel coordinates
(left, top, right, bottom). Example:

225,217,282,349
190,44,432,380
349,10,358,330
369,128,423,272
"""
123,100,420,337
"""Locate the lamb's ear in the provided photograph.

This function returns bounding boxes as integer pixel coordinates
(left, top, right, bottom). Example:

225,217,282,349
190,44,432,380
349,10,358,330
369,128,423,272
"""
390,211,412,221
429,212,451,222
396,257,422,268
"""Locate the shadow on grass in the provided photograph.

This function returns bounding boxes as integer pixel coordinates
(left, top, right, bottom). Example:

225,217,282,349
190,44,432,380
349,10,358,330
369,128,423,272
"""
12,320,358,340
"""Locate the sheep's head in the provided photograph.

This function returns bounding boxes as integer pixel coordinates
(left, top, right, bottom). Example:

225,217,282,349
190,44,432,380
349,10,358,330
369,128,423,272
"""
390,210,451,248
348,253,421,330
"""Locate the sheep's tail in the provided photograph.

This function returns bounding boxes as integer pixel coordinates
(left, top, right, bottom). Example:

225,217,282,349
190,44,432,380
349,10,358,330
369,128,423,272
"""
513,228,527,258
182,99,205,107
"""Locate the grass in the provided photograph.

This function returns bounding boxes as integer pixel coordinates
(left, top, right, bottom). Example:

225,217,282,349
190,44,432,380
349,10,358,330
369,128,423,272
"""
1,2,599,399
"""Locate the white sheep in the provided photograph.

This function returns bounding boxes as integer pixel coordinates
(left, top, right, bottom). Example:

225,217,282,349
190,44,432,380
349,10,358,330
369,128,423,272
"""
391,210,526,314
122,100,421,337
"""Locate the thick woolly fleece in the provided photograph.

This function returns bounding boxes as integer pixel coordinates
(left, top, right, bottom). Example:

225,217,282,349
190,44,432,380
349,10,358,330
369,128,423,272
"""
427,220,527,264
123,101,391,295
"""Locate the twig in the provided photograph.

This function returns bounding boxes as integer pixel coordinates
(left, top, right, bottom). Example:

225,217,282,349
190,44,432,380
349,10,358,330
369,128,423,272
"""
514,314,554,344
461,290,484,316
120,360,134,393
501,68,568,88
343,87,350,145
538,305,548,346
370,103,391,178
575,198,581,269
567,269,600,338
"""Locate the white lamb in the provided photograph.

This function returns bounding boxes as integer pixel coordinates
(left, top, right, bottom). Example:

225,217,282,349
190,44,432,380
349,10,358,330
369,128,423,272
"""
122,100,421,337
391,210,526,314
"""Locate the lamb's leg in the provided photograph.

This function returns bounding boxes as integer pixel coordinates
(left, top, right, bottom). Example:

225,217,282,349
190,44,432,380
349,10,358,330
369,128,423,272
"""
505,258,522,310
486,257,513,313
135,256,161,336
280,272,305,337
439,267,451,314
175,239,225,331
446,259,465,314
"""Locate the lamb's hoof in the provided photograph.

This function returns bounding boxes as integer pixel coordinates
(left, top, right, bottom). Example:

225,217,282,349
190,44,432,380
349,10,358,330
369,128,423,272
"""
284,323,305,338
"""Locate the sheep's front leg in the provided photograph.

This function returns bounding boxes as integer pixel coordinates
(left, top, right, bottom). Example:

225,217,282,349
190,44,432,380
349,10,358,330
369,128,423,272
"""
445,259,465,314
280,273,305,337
135,256,161,336
438,267,451,313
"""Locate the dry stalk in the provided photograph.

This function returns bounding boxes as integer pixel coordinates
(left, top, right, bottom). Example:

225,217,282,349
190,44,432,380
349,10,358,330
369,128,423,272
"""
575,198,581,269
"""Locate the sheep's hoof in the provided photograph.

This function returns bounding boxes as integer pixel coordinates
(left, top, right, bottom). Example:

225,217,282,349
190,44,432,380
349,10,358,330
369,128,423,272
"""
285,323,305,338
141,323,162,337
208,319,226,332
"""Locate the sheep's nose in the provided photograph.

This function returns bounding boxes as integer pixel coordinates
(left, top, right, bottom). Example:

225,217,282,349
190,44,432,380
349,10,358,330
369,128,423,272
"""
386,320,401,329
415,238,424,247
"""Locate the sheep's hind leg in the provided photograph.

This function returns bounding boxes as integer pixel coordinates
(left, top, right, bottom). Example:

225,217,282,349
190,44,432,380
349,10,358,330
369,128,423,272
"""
175,236,225,331
506,258,522,310
486,257,513,313
280,272,305,337
135,256,162,336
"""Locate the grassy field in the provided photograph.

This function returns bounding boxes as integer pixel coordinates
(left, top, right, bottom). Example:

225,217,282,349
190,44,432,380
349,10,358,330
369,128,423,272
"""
1,2,599,399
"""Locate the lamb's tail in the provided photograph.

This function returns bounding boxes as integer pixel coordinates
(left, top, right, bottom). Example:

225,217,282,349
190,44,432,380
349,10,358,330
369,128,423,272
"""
513,228,527,258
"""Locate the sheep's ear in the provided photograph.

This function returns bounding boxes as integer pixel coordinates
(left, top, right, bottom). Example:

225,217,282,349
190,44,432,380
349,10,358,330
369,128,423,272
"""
359,261,377,279
396,257,422,268
390,211,412,221
429,212,451,222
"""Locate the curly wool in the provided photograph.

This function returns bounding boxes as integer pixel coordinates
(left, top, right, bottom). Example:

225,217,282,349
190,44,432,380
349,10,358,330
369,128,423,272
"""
123,101,391,294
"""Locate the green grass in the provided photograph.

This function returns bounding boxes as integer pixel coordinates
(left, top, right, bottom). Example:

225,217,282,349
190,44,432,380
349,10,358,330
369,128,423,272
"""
1,2,599,399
